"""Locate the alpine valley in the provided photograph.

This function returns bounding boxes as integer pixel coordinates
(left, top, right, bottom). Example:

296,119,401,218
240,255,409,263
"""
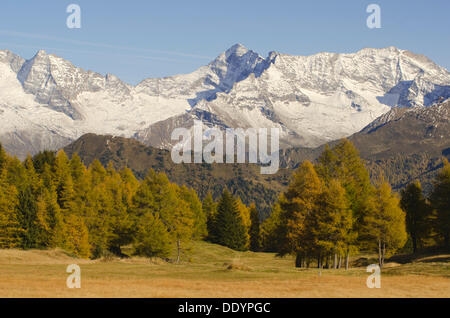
1,44,449,159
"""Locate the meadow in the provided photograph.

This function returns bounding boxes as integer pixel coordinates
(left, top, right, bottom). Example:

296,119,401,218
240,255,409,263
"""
0,241,448,298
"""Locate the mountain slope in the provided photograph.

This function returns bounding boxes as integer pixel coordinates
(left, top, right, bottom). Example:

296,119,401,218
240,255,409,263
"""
59,100,450,217
1,45,449,159
283,100,450,192
63,133,291,218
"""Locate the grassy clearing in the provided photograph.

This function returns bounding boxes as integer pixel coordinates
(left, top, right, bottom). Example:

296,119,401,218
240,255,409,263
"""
0,241,449,298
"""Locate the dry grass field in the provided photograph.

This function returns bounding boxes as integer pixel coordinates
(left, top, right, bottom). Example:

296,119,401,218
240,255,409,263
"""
0,241,449,298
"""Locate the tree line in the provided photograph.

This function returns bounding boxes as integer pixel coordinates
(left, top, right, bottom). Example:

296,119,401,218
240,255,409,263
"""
0,144,262,260
0,140,448,268
0,145,208,260
259,140,450,268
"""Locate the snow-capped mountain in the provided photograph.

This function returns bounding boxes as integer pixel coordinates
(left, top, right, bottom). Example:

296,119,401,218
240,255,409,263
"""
0,44,449,158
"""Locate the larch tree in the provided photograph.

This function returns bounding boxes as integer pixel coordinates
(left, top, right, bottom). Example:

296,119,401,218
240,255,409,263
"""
315,139,373,265
179,186,207,240
0,169,21,248
133,212,171,258
260,202,283,252
277,161,323,267
310,179,353,269
361,182,407,268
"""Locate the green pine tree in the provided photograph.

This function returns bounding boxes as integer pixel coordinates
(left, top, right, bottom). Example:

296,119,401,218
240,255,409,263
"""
400,180,432,253
214,189,248,251
430,159,450,248
249,203,261,251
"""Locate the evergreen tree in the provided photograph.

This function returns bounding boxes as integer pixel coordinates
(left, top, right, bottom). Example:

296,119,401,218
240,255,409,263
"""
430,159,450,248
400,180,431,253
203,192,217,242
214,189,248,251
0,170,21,248
16,185,39,249
249,203,261,252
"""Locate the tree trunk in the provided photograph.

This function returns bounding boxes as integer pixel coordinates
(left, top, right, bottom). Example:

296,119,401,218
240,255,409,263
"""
412,235,417,254
345,249,349,270
378,239,382,268
176,239,181,264
334,253,337,270
295,253,302,268
338,255,342,269
382,242,386,268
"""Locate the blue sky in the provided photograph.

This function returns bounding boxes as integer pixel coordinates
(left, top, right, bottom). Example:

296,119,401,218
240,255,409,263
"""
0,0,449,84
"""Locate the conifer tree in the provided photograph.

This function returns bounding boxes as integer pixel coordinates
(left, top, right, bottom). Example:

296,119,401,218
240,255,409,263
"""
277,161,322,266
316,139,373,263
400,180,431,253
214,189,248,251
361,182,407,268
430,159,450,248
69,153,86,183
36,187,65,248
89,159,107,187
261,202,282,252
0,144,8,172
103,170,134,255
132,170,195,262
236,198,251,246
203,192,217,242
249,203,261,252
133,213,171,258
119,167,140,209
179,186,207,239
63,214,91,258
16,185,39,249
0,170,21,248
6,157,28,190
32,151,56,174
310,179,353,269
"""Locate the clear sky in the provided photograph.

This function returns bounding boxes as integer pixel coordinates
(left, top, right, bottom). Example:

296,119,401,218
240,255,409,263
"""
0,0,449,85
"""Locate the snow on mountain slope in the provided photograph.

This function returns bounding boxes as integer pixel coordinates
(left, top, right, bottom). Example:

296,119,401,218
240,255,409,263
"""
137,46,450,148
1,45,449,159
0,49,191,158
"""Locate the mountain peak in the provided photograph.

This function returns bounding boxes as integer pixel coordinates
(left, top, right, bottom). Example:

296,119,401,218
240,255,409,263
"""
34,49,48,59
226,43,250,56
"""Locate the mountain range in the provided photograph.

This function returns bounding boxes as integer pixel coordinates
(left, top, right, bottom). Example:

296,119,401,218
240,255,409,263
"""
61,99,450,216
1,44,449,159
